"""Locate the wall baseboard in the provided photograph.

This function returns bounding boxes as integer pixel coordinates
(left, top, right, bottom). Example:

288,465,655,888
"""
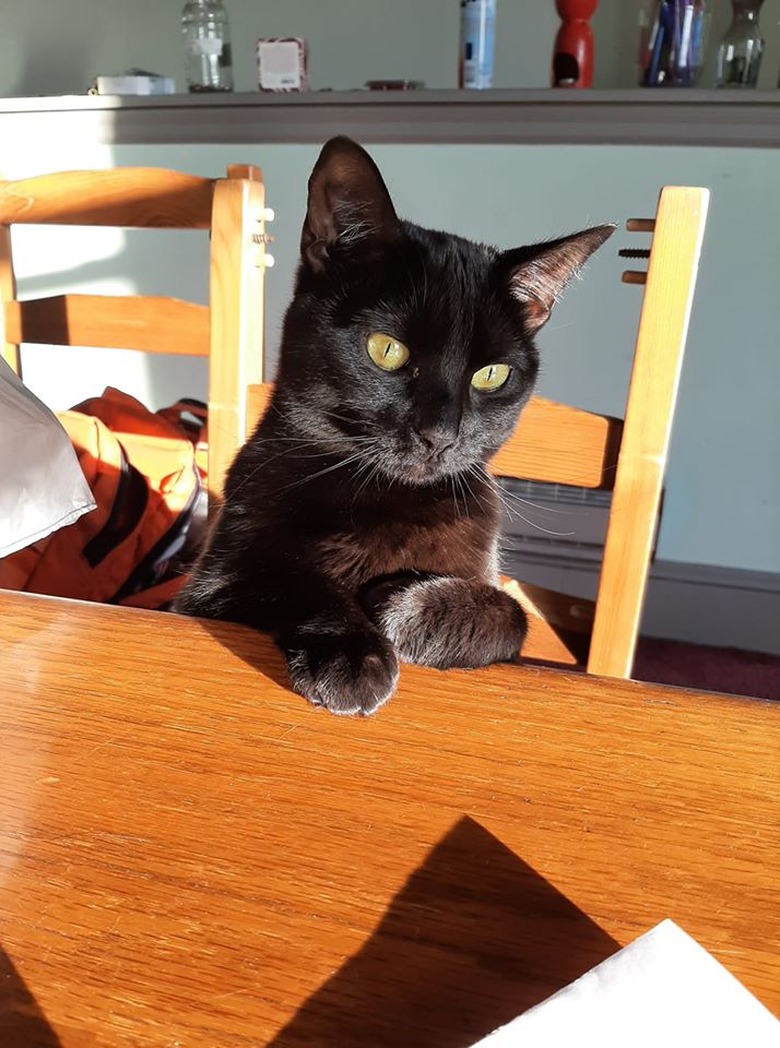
500,552,780,656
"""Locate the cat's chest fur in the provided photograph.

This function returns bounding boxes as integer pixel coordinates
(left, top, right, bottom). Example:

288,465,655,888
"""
313,514,499,592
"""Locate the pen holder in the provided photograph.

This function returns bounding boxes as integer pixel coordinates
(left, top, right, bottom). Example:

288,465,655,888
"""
638,0,710,87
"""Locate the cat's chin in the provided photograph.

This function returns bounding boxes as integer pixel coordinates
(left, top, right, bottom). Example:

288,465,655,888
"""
399,467,439,487
389,459,465,488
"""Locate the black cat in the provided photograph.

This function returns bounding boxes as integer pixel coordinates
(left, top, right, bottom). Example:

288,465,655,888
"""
176,137,613,715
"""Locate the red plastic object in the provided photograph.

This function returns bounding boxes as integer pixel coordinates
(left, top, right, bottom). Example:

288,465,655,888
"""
552,0,598,88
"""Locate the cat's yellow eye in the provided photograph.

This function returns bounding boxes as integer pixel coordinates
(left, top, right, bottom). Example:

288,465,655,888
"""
471,363,510,391
367,332,410,372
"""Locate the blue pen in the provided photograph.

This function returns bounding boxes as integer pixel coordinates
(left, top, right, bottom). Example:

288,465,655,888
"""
690,1,705,76
677,0,694,83
645,2,662,85
647,1,671,86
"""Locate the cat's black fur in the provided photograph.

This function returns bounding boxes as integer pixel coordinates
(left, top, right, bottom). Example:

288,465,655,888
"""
176,138,613,715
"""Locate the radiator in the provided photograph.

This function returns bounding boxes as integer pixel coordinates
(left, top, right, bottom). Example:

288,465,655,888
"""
497,478,612,567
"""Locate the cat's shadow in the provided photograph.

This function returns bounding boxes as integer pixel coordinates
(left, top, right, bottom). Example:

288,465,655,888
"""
0,945,62,1046
186,614,294,695
266,816,619,1048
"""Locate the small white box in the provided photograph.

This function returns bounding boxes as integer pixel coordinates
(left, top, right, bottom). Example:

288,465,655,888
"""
256,38,308,92
90,74,176,96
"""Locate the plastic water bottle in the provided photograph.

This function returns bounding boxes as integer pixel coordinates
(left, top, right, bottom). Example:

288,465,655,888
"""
459,0,497,89
181,0,234,93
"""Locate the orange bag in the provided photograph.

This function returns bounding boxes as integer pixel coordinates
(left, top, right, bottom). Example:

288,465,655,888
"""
0,388,208,609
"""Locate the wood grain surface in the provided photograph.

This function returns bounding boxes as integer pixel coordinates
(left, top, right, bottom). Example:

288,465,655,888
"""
0,590,777,1047
0,169,215,228
4,295,210,357
588,187,710,679
207,174,266,497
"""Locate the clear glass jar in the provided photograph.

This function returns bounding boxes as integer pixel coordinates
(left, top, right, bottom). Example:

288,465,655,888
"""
715,0,764,88
638,1,710,87
181,0,234,93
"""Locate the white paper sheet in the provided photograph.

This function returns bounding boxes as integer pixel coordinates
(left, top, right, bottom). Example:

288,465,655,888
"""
0,358,95,558
471,919,779,1048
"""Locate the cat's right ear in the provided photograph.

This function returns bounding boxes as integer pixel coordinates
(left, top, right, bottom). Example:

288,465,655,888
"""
301,137,401,273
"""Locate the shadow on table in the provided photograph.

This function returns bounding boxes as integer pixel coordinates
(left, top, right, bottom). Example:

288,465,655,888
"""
187,614,293,694
267,815,619,1048
0,945,62,1046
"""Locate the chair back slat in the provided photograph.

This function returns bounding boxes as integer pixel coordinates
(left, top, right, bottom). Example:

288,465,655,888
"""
0,169,215,228
4,295,210,356
489,396,622,490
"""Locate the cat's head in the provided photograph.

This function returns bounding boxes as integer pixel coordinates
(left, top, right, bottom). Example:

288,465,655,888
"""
277,137,613,487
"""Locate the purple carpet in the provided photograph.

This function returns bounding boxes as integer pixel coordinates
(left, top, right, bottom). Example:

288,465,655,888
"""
633,637,780,701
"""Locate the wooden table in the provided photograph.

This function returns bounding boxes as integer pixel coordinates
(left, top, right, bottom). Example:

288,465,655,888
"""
1,590,778,1047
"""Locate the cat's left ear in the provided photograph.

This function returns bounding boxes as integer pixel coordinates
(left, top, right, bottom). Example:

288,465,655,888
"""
500,225,615,334
301,137,401,272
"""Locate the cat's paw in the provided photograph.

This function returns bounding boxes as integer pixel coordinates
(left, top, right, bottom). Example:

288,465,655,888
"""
282,627,399,716
370,576,527,670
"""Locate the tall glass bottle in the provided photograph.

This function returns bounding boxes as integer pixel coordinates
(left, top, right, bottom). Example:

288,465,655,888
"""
716,0,764,88
181,0,234,93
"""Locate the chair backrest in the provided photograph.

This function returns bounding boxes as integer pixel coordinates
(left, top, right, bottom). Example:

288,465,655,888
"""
508,185,710,678
0,164,271,498
245,185,709,681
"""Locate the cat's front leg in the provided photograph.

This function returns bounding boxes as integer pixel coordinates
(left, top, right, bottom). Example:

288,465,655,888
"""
177,559,398,716
278,609,398,717
360,574,527,670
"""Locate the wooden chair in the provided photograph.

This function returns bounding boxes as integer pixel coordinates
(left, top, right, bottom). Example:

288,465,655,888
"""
246,185,710,681
503,185,711,678
0,164,272,499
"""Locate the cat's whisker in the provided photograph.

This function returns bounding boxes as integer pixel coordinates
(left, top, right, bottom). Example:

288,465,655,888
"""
453,473,471,520
493,488,576,537
471,463,569,517
458,474,471,518
320,408,364,426
479,471,544,531
367,463,385,497
276,451,368,493
463,465,498,519
221,440,325,499
448,477,459,517
267,400,357,439
497,485,571,517
449,476,461,520
254,434,373,443
351,454,381,501
468,464,518,518
291,437,378,461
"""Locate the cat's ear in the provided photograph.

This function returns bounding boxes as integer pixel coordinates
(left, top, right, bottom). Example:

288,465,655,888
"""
501,225,615,334
301,137,401,272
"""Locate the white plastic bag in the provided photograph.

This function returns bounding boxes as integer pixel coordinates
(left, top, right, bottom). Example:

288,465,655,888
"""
0,358,95,558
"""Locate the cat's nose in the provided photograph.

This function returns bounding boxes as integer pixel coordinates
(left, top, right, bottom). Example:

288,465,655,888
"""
414,426,456,459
